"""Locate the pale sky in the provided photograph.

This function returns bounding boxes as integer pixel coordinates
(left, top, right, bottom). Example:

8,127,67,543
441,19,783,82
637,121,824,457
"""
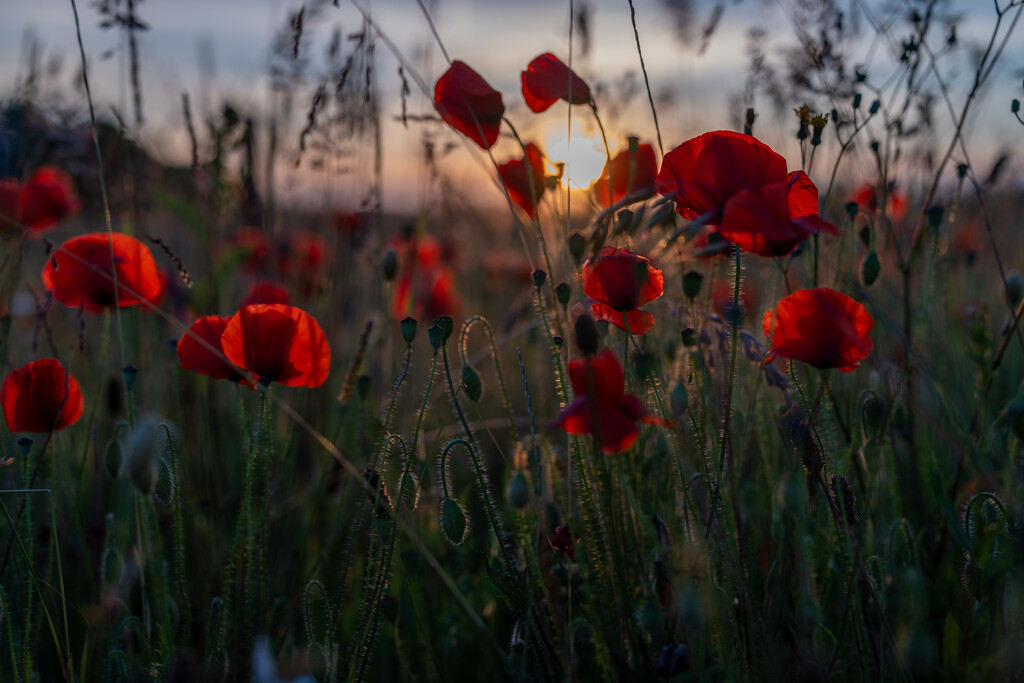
2,0,1021,212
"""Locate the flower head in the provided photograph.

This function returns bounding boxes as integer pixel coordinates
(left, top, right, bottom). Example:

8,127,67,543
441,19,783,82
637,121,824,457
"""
177,315,247,383
42,232,164,312
521,53,591,113
593,142,658,207
581,246,664,334
221,303,331,387
498,142,546,216
656,131,836,256
851,183,908,222
434,60,505,150
20,167,81,232
1,358,83,433
763,288,873,372
552,349,667,453
390,234,459,321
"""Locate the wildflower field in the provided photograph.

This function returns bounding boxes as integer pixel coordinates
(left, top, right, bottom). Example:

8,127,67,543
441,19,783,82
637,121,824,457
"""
2,0,1024,680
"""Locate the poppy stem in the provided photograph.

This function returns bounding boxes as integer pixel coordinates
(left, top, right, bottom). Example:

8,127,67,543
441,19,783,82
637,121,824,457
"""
589,103,614,209
460,316,517,437
626,0,665,157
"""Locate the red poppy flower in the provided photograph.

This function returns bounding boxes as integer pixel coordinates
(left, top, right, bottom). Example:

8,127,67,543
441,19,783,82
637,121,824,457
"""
389,234,460,321
20,167,81,232
43,232,164,312
763,288,873,372
552,349,667,453
656,130,787,220
521,53,592,113
0,179,23,235
434,60,505,150
719,171,839,257
550,525,578,562
593,142,658,207
231,227,271,272
581,246,664,334
176,315,246,383
851,183,907,222
243,280,290,306
221,303,331,387
498,142,546,216
1,358,83,433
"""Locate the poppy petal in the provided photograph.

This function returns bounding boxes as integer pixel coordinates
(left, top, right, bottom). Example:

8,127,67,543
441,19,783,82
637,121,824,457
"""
42,233,164,312
434,61,505,150
521,53,591,113
1,358,83,433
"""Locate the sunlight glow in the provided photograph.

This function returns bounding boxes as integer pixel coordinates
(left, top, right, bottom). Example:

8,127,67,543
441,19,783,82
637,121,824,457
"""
545,134,607,190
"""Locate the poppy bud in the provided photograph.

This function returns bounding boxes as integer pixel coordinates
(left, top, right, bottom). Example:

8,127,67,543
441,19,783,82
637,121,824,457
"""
859,226,871,247
567,230,586,264
440,496,469,545
17,436,33,456
427,324,444,351
101,514,123,587
123,365,137,390
574,312,600,356
844,200,859,220
1005,271,1024,308
682,271,703,300
869,99,880,115
853,92,862,109
956,163,969,179
153,458,174,506
508,470,529,509
400,316,418,344
382,247,399,281
553,335,563,347
744,107,756,135
461,364,483,402
861,394,886,441
670,382,688,418
357,375,372,400
925,206,944,229
633,351,657,381
861,250,881,286
681,328,697,348
103,438,123,478
1013,99,1020,114
555,282,571,306
532,269,547,288
829,473,859,527
126,415,161,494
433,315,454,342
794,105,811,141
870,139,880,154
400,223,415,238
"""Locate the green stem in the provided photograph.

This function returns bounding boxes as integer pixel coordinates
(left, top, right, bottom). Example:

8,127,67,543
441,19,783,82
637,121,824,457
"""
459,316,517,436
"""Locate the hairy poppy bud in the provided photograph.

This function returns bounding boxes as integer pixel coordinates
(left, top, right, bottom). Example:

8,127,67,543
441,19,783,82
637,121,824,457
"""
400,317,418,345
829,473,859,527
861,250,881,286
567,230,586,264
861,394,886,441
356,375,372,400
427,325,444,351
433,316,454,342
670,382,688,418
461,364,483,402
553,335,563,347
555,282,571,306
382,247,399,281
103,438,123,478
845,200,859,220
508,470,529,509
682,271,703,300
17,436,33,456
532,269,547,288
440,497,469,545
681,328,697,348
153,458,174,506
1005,271,1023,308
574,312,600,356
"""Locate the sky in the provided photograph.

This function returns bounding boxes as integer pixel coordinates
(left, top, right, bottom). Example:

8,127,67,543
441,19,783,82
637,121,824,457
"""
2,0,1021,213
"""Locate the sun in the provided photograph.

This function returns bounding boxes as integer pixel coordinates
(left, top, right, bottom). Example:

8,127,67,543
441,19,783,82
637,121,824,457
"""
544,133,607,190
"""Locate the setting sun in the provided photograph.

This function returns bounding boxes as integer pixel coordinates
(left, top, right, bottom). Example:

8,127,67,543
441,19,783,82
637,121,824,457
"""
544,133,608,190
